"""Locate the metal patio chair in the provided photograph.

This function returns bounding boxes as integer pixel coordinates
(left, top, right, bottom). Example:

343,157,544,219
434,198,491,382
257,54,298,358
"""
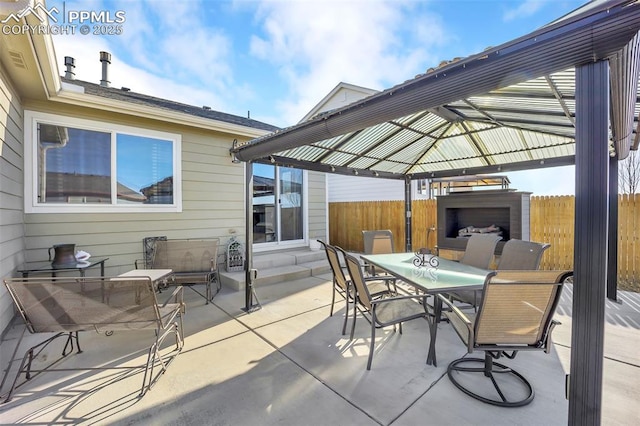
447,234,501,307
451,238,550,309
439,270,570,407
344,252,431,370
362,229,394,276
362,229,394,255
496,239,551,270
459,233,502,269
318,240,395,338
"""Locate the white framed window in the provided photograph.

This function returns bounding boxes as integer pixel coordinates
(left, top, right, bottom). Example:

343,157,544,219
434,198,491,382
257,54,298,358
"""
24,111,182,213
413,178,433,199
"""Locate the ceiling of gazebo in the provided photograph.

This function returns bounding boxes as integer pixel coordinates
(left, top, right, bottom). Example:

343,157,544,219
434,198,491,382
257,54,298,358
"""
278,69,580,178
233,0,640,180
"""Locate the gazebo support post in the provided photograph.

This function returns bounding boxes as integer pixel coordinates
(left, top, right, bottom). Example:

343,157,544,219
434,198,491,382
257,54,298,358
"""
607,155,619,302
570,60,609,425
404,177,412,252
243,161,260,313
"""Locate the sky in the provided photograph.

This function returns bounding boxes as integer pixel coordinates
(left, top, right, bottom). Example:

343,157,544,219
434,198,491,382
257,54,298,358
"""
46,0,589,196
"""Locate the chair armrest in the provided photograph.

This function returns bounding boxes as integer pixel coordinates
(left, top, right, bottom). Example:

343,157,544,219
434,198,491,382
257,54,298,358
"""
364,275,396,286
370,293,429,307
543,319,562,353
437,294,472,328
365,275,397,294
438,293,475,352
364,275,394,282
159,285,184,308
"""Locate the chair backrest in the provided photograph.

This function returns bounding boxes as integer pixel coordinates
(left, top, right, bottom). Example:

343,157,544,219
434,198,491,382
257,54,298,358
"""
154,239,220,272
142,236,167,269
4,277,161,334
362,230,394,255
318,240,349,292
459,234,502,269
474,270,567,346
344,252,373,311
496,239,550,270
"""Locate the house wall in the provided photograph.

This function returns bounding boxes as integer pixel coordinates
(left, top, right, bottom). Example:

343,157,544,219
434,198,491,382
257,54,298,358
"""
308,171,328,241
328,174,406,202
0,64,25,333
21,101,327,278
312,87,375,116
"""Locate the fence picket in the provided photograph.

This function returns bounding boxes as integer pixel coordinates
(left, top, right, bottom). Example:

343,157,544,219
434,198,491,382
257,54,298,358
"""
328,195,637,285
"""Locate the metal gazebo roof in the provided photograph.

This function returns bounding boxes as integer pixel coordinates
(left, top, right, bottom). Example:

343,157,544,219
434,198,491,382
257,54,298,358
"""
232,0,640,179
233,2,640,424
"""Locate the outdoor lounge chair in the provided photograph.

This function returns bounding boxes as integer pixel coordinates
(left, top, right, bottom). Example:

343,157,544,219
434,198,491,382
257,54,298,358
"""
344,252,431,370
2,276,184,403
318,240,395,338
439,270,570,407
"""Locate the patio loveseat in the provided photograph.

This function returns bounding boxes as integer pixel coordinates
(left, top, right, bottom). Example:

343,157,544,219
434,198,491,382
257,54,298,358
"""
137,237,221,303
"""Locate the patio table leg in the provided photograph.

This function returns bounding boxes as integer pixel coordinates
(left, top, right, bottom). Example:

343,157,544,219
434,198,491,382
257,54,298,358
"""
426,295,441,366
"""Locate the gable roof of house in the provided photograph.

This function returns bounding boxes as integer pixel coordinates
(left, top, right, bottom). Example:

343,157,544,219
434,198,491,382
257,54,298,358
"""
299,82,379,123
61,77,280,133
232,0,640,180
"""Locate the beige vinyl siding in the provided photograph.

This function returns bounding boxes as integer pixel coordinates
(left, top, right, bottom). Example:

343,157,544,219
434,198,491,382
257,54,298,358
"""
0,65,25,333
22,108,246,275
21,103,328,277
328,174,405,202
307,171,328,241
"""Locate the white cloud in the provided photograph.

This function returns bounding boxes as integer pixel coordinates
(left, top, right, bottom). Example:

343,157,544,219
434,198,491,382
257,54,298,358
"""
123,1,234,90
51,0,249,117
503,0,547,22
48,0,452,128
53,34,227,111
249,0,446,122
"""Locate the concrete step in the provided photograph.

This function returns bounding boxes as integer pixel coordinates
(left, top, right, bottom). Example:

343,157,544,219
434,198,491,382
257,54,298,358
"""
219,249,330,291
252,249,326,269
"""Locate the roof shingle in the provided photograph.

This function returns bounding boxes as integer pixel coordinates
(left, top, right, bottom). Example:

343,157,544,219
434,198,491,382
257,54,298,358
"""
61,77,280,133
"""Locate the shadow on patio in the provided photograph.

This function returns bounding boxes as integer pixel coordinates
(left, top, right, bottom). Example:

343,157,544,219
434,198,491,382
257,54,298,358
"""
1,274,638,425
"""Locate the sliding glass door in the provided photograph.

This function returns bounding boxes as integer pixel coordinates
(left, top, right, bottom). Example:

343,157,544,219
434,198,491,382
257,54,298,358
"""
253,164,304,245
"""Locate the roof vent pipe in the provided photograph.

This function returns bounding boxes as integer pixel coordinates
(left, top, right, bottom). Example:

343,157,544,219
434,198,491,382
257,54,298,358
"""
99,51,111,88
64,56,75,79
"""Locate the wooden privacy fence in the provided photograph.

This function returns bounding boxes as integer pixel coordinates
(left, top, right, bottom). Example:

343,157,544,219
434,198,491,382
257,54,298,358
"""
328,194,640,283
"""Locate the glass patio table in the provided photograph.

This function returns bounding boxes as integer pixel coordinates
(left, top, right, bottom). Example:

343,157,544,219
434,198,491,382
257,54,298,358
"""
360,252,493,366
18,258,109,278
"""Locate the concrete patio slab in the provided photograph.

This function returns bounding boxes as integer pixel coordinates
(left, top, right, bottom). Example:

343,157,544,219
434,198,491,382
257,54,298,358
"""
0,278,638,425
